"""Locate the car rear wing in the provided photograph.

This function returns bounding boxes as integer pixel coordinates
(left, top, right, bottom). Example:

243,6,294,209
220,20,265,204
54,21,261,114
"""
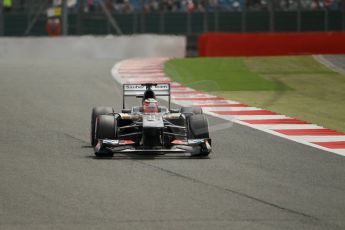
122,83,171,110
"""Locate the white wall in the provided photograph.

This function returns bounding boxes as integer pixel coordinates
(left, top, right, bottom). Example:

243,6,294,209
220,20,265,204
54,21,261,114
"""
0,35,186,59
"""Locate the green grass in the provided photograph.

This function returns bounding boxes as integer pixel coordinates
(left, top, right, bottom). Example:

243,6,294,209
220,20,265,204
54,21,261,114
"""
165,58,291,91
165,56,345,133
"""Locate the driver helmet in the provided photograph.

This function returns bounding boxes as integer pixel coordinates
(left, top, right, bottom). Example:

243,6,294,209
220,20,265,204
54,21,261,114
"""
143,98,159,113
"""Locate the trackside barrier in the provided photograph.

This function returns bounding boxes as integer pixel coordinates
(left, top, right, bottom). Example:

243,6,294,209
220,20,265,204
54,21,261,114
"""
0,35,186,59
198,32,345,56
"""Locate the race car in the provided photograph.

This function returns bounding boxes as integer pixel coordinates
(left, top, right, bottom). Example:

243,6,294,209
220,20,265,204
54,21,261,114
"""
90,83,211,157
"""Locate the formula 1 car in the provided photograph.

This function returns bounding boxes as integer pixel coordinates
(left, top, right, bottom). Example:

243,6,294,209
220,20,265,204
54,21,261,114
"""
90,83,211,157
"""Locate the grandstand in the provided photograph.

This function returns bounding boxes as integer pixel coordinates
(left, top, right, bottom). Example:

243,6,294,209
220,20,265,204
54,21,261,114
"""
2,0,344,12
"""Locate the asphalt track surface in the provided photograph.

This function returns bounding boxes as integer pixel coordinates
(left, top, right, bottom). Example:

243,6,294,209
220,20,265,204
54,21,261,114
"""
321,55,345,73
1,58,345,230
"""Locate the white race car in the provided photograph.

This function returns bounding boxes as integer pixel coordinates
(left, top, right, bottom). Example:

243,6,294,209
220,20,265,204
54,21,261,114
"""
90,83,211,157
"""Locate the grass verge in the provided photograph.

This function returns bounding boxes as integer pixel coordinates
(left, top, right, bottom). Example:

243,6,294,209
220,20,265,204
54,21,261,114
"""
164,56,345,133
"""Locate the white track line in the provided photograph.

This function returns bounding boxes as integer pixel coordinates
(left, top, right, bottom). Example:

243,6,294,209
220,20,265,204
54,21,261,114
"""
290,136,345,142
217,115,290,120
248,124,322,130
202,107,261,111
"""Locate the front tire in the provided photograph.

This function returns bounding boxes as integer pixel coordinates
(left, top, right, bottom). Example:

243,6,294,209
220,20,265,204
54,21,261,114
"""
187,114,209,139
90,107,114,146
187,114,211,157
94,115,117,157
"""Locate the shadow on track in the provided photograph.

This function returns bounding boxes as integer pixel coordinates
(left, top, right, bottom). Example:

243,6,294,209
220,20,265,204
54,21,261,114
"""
82,144,210,160
84,152,210,160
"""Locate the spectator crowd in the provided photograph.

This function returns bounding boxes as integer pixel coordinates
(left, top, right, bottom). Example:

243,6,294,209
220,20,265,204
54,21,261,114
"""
2,0,344,13
79,0,345,12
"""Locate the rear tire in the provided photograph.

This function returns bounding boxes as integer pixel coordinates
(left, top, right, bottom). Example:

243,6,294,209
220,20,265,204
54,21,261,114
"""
95,115,117,157
90,107,114,146
181,106,203,118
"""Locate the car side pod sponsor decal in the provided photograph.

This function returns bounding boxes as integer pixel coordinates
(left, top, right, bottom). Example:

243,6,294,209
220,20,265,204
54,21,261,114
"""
112,58,345,157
